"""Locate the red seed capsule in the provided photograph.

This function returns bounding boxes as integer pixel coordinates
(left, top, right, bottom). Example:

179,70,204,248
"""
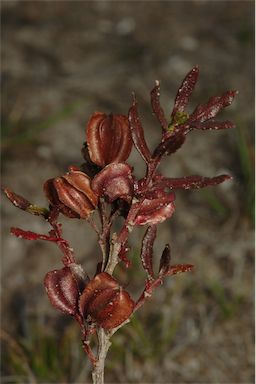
86,112,132,167
79,272,134,330
44,170,98,219
92,163,134,203
44,267,79,316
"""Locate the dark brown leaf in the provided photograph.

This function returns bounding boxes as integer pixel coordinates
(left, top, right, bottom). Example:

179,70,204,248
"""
154,174,232,190
128,94,151,163
189,90,238,123
140,225,157,279
164,264,194,276
153,131,186,158
10,227,67,244
158,244,171,276
3,187,48,216
150,81,168,131
189,119,235,130
171,66,199,118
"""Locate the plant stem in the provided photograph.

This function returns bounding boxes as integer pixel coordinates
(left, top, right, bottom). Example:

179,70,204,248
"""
92,328,111,384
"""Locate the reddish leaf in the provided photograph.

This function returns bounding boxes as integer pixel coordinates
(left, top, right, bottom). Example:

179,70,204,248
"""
158,244,171,276
153,131,186,158
164,264,194,276
3,187,48,216
150,81,168,131
134,193,175,226
44,267,80,316
10,227,67,244
153,174,232,190
141,225,157,279
189,119,235,130
118,243,131,268
189,90,238,123
3,188,31,210
171,66,199,118
128,94,151,163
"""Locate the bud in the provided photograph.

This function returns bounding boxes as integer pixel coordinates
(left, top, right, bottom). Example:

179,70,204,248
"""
86,112,132,167
92,163,134,203
79,272,134,330
134,193,175,226
44,170,98,219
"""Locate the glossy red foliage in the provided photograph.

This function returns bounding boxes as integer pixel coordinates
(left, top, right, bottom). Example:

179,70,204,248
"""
140,225,157,279
134,193,175,226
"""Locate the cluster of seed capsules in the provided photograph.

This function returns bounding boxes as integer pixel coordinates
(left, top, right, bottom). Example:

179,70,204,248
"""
3,66,237,351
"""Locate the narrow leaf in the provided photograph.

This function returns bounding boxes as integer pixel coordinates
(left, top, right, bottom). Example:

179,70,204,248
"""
190,119,235,130
11,227,66,243
171,65,199,118
189,90,238,123
150,80,168,131
154,174,232,190
165,264,194,276
158,244,171,276
3,187,48,216
140,225,157,279
128,94,151,163
3,187,31,210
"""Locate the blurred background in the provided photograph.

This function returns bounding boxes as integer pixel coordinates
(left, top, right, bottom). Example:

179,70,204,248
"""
1,1,254,383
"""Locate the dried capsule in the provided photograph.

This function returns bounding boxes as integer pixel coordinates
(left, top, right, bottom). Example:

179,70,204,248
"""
86,112,132,167
44,267,79,316
92,163,134,203
44,170,98,219
79,272,134,330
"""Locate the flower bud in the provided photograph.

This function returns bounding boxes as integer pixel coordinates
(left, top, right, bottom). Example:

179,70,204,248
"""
44,170,98,219
86,112,132,167
79,272,134,330
134,193,175,226
92,163,134,203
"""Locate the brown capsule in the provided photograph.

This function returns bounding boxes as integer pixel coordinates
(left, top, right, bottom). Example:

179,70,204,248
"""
44,267,79,316
86,112,132,167
44,170,98,219
79,272,134,330
92,163,134,203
